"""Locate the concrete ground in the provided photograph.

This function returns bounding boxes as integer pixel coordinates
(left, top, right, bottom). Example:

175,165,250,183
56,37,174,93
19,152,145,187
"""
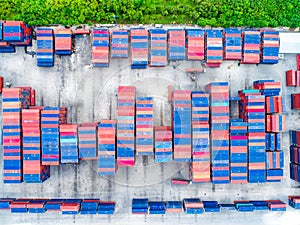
0,33,300,225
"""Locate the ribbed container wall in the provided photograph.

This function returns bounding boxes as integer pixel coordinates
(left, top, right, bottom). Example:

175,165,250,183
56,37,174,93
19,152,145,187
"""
223,28,242,60
36,28,54,67
149,29,167,66
22,109,50,183
239,89,266,183
92,28,110,67
290,130,300,182
117,86,136,166
241,31,261,64
60,124,79,164
261,30,279,64
98,120,117,175
291,93,300,109
154,126,173,162
168,29,186,61
54,28,72,55
136,97,154,155
230,119,248,183
254,80,285,181
286,70,300,87
0,21,14,53
132,198,148,214
2,87,31,183
41,107,67,165
205,82,230,184
190,92,210,182
111,30,129,58
173,90,192,162
78,123,98,160
205,30,223,65
186,29,205,60
130,28,148,69
183,198,204,214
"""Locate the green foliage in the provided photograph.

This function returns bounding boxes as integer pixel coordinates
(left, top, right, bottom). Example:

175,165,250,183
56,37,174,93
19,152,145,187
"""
0,0,300,27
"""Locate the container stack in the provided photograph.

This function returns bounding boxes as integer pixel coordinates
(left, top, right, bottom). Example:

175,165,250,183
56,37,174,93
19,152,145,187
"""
241,31,261,64
234,201,255,212
60,124,79,164
130,28,148,69
111,30,129,58
168,29,186,61
291,93,300,110
36,28,54,67
165,201,183,213
61,200,81,215
41,107,67,166
10,199,30,213
266,200,286,211
97,120,117,175
288,196,300,209
223,28,242,60
27,199,48,213
149,202,166,214
3,21,32,46
22,109,50,183
286,70,300,87
132,198,148,214
261,30,279,64
205,82,230,184
190,91,210,183
80,199,99,214
230,119,248,183
205,30,223,66
54,28,72,55
92,28,110,67
186,29,205,60
254,80,285,182
2,87,31,183
239,90,266,183
173,90,192,162
44,199,63,212
149,29,167,66
98,201,115,214
154,126,173,162
203,201,220,212
136,97,154,155
0,198,15,211
0,21,15,53
290,130,300,182
183,198,204,214
78,123,97,160
117,86,136,166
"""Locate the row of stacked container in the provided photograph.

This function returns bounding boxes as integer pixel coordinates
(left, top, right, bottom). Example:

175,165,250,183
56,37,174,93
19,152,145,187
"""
117,86,136,166
92,28,109,67
168,29,186,61
136,97,154,155
98,120,117,175
261,30,280,64
60,124,79,163
290,130,300,182
131,198,286,214
149,29,168,66
0,198,115,214
78,123,97,160
254,80,285,182
154,126,173,162
172,90,192,162
291,93,300,110
36,28,54,67
206,82,230,184
130,28,148,69
223,28,242,60
241,31,261,64
22,108,50,183
54,28,72,55
190,91,210,182
205,30,223,66
186,29,205,60
2,87,31,183
111,30,129,58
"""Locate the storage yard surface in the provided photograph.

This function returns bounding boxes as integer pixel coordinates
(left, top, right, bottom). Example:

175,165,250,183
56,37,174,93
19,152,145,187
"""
0,34,300,225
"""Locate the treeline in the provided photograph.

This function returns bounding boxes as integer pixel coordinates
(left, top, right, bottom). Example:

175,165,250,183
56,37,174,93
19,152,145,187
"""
0,0,300,27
